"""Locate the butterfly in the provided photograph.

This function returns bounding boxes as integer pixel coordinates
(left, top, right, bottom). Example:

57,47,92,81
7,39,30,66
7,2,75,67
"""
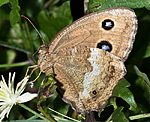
38,8,137,113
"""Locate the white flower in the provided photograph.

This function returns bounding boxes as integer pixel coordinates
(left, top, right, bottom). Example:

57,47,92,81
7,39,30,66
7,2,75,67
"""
0,72,37,121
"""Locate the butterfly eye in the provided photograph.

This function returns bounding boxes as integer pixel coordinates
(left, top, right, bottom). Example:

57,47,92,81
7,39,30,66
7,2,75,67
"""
102,19,114,30
97,41,112,52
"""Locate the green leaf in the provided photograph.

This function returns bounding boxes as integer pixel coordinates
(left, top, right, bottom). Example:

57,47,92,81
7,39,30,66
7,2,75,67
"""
133,66,150,105
38,74,57,104
112,107,129,122
37,1,72,42
37,75,58,122
88,0,150,12
133,65,150,87
9,0,20,26
6,49,16,64
9,9,20,26
126,65,150,112
0,0,9,7
112,79,137,112
8,24,24,48
144,45,150,58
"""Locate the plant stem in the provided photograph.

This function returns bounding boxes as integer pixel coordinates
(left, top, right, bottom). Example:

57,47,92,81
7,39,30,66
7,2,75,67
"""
48,107,80,122
129,113,150,120
19,103,49,121
0,61,30,68
0,41,31,54
107,113,150,122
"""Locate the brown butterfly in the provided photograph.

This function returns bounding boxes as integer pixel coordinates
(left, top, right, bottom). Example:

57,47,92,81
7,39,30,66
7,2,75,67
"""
38,8,137,113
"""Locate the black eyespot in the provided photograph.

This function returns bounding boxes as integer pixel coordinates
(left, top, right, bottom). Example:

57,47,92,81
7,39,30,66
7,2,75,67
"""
97,41,112,52
102,19,114,30
92,90,97,95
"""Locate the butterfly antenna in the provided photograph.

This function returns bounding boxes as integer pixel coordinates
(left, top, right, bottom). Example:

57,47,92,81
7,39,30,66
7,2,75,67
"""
21,15,45,44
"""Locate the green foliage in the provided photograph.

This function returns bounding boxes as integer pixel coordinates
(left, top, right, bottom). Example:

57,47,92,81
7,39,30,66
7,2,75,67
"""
112,107,129,122
0,0,9,7
37,2,72,42
1,0,150,122
0,0,20,26
112,78,138,112
9,0,20,26
88,0,150,12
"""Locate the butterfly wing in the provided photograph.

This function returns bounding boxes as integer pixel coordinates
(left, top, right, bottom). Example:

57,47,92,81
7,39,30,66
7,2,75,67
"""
53,47,126,112
48,8,137,61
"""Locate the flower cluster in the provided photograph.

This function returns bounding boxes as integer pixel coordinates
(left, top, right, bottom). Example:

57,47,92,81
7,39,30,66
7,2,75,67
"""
0,72,37,121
